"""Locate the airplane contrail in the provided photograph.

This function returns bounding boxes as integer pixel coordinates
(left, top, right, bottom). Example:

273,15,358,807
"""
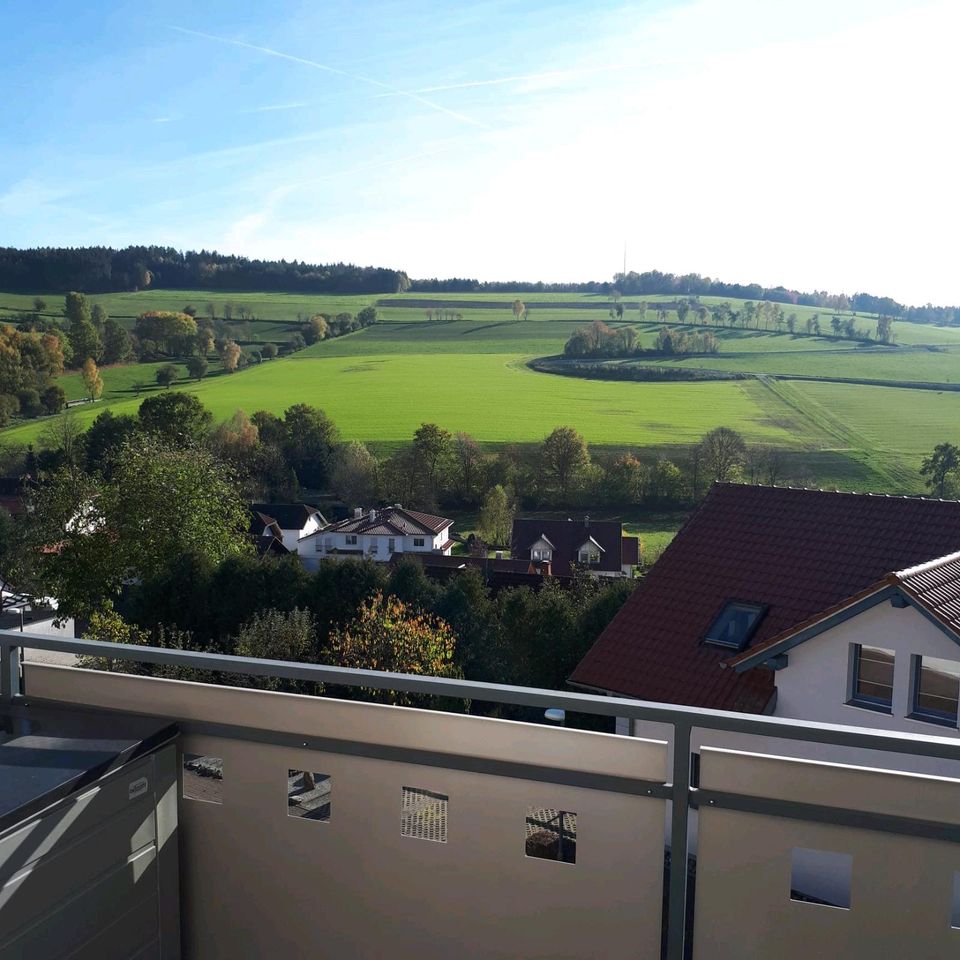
167,26,491,129
381,64,626,96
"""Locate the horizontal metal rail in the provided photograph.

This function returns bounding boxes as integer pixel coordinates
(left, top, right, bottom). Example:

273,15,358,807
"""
4,629,960,762
6,628,960,960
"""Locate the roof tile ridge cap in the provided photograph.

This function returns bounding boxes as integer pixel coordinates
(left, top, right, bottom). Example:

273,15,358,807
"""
896,549,960,579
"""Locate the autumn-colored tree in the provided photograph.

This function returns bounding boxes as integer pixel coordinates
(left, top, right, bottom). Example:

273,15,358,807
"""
303,315,329,344
209,410,259,466
325,593,460,705
220,339,242,372
134,311,198,355
81,357,103,400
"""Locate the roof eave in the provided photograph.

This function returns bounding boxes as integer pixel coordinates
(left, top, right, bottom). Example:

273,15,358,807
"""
720,577,904,673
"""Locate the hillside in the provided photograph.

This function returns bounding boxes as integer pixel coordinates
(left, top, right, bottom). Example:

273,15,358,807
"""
2,289,959,495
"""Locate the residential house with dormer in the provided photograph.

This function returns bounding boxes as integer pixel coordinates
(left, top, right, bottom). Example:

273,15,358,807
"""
511,517,639,578
298,506,454,570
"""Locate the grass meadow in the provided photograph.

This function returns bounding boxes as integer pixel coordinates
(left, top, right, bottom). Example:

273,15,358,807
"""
4,289,960,497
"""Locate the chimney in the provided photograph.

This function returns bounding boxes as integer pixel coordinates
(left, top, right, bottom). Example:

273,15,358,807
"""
354,508,362,519
394,503,402,510
368,509,376,522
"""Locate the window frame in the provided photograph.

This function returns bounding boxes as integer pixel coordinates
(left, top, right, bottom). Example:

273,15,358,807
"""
703,601,766,650
345,534,358,546
413,537,425,548
910,654,960,728
846,643,895,714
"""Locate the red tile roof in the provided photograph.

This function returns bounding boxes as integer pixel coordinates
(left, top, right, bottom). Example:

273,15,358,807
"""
512,517,627,576
728,548,960,670
570,484,960,712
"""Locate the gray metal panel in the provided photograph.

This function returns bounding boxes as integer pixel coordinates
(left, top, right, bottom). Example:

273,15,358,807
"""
152,746,180,960
0,755,155,885
64,897,160,960
0,801,156,941
0,846,157,959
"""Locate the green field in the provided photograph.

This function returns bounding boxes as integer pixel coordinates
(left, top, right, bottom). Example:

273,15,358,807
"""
4,289,960,496
0,289,378,322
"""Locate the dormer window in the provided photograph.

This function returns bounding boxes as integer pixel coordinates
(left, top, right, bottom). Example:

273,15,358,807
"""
532,548,552,562
704,602,765,650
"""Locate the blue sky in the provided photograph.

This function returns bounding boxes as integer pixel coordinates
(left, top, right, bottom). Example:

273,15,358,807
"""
1,0,957,303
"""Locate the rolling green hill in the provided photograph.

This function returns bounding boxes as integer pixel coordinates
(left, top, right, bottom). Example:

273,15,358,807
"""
4,289,960,495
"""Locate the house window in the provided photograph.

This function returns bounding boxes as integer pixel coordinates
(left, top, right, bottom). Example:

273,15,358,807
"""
413,537,425,547
315,537,323,553
912,655,960,726
578,550,600,565
370,540,379,554
533,549,552,562
346,535,358,546
704,602,765,650
388,538,396,553
849,644,894,712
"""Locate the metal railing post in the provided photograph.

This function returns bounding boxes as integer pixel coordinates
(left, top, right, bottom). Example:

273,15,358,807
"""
0,642,23,701
666,721,692,960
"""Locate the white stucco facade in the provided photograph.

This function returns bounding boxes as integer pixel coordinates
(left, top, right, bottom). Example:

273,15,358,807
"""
298,527,451,571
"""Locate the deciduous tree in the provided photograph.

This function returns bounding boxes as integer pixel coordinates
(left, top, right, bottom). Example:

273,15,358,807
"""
541,426,590,501
138,392,212,446
155,364,178,389
81,357,103,400
325,593,459,705
478,484,513,546
699,426,746,483
921,442,960,498
185,356,209,381
219,339,241,372
24,438,250,619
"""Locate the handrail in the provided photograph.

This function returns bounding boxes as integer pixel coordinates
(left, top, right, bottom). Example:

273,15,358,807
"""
3,629,960,760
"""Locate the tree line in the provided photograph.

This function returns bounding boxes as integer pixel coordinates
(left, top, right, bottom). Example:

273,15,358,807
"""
4,385,801,563
409,271,955,323
2,294,378,422
0,246,410,295
0,408,634,704
564,319,719,358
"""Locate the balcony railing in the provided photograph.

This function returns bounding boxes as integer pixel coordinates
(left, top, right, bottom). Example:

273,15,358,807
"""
4,628,960,959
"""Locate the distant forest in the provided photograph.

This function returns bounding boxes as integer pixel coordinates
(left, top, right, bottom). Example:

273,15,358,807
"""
1,246,957,325
0,246,411,295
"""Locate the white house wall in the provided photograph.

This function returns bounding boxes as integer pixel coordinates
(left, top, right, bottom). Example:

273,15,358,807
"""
620,601,960,789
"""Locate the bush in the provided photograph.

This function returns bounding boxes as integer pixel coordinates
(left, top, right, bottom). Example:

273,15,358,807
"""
185,356,209,381
17,389,43,418
41,385,67,415
155,364,178,388
0,394,19,427
261,342,278,360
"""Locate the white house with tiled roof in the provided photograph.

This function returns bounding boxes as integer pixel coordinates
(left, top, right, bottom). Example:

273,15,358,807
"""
297,505,454,569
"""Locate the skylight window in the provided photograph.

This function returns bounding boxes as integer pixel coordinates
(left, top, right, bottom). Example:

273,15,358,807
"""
704,602,765,650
